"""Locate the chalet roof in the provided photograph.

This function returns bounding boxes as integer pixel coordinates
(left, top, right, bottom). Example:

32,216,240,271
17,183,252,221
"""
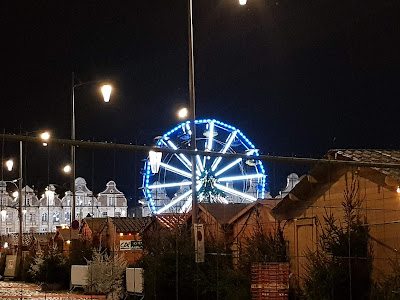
82,217,107,234
56,228,80,240
111,217,152,233
199,203,250,224
8,232,55,246
272,149,400,220
155,214,191,228
332,149,400,181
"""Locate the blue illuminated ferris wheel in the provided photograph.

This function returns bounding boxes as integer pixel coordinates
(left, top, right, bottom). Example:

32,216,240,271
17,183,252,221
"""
142,119,268,214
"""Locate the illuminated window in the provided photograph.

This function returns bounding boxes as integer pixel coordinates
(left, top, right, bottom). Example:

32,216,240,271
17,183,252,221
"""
6,212,13,224
41,213,48,223
53,212,60,223
64,212,71,222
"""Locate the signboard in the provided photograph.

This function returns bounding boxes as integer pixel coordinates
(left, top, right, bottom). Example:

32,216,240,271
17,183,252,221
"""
4,255,18,278
120,240,143,251
194,223,205,263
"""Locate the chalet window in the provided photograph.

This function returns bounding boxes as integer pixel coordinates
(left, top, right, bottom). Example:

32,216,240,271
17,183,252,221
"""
115,212,121,217
102,212,108,217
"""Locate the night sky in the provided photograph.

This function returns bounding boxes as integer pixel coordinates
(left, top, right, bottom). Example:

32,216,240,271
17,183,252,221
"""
1,1,399,203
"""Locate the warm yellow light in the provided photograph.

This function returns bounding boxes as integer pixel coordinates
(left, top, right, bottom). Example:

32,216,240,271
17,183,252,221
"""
239,0,247,5
177,107,188,119
63,165,71,173
66,240,71,244
397,187,400,194
12,191,19,198
40,132,51,141
101,85,112,103
119,233,123,237
6,160,13,171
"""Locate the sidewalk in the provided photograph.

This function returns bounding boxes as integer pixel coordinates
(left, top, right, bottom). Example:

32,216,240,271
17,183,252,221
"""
0,281,106,300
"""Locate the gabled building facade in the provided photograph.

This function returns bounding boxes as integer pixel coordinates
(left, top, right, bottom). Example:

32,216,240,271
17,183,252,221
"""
0,177,128,234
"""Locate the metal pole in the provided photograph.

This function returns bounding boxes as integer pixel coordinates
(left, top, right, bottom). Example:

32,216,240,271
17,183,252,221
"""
188,0,198,225
18,140,23,275
71,72,76,224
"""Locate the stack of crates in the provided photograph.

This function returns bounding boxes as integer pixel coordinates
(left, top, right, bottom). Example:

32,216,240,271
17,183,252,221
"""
251,262,289,300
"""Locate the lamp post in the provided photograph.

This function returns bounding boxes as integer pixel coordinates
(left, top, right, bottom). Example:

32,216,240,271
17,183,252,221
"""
71,73,112,224
188,0,198,226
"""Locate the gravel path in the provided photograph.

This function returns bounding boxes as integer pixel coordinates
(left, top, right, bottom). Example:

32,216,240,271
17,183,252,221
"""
0,281,106,299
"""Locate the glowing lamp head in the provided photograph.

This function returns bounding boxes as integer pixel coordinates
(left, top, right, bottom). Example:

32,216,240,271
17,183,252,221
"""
3,242,8,249
5,160,13,171
66,240,71,245
101,84,112,103
119,233,123,237
12,191,19,198
177,107,189,119
40,131,51,141
239,0,247,5
397,187,400,194
63,165,72,173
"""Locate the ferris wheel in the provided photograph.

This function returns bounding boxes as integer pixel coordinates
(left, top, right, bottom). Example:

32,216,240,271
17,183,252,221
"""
142,119,267,214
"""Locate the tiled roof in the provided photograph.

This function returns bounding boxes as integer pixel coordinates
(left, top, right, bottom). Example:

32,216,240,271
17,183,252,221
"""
8,232,55,246
199,203,250,224
332,149,400,180
111,217,152,233
155,214,190,228
83,217,107,234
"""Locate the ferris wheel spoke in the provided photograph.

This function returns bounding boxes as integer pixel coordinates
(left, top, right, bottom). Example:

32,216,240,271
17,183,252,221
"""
161,139,192,171
147,181,192,189
196,155,204,173
218,174,265,182
207,120,215,151
211,130,237,171
160,162,192,178
157,184,201,214
214,158,242,177
180,196,192,213
214,183,257,202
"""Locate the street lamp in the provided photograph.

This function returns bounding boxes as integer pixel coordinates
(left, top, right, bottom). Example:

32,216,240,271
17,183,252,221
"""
71,73,112,224
239,0,247,5
63,164,71,174
177,107,189,119
5,160,13,172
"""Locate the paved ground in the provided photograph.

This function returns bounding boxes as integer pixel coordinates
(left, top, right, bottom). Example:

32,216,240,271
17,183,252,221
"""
0,281,106,299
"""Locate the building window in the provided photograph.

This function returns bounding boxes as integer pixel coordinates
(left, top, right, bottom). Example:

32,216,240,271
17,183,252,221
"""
41,213,48,223
6,212,13,224
64,212,71,222
53,212,60,223
29,213,36,225
107,196,114,206
115,212,121,217
102,212,107,217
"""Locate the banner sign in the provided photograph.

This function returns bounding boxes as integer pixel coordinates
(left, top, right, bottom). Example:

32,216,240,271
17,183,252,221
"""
120,240,143,251
194,223,205,263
